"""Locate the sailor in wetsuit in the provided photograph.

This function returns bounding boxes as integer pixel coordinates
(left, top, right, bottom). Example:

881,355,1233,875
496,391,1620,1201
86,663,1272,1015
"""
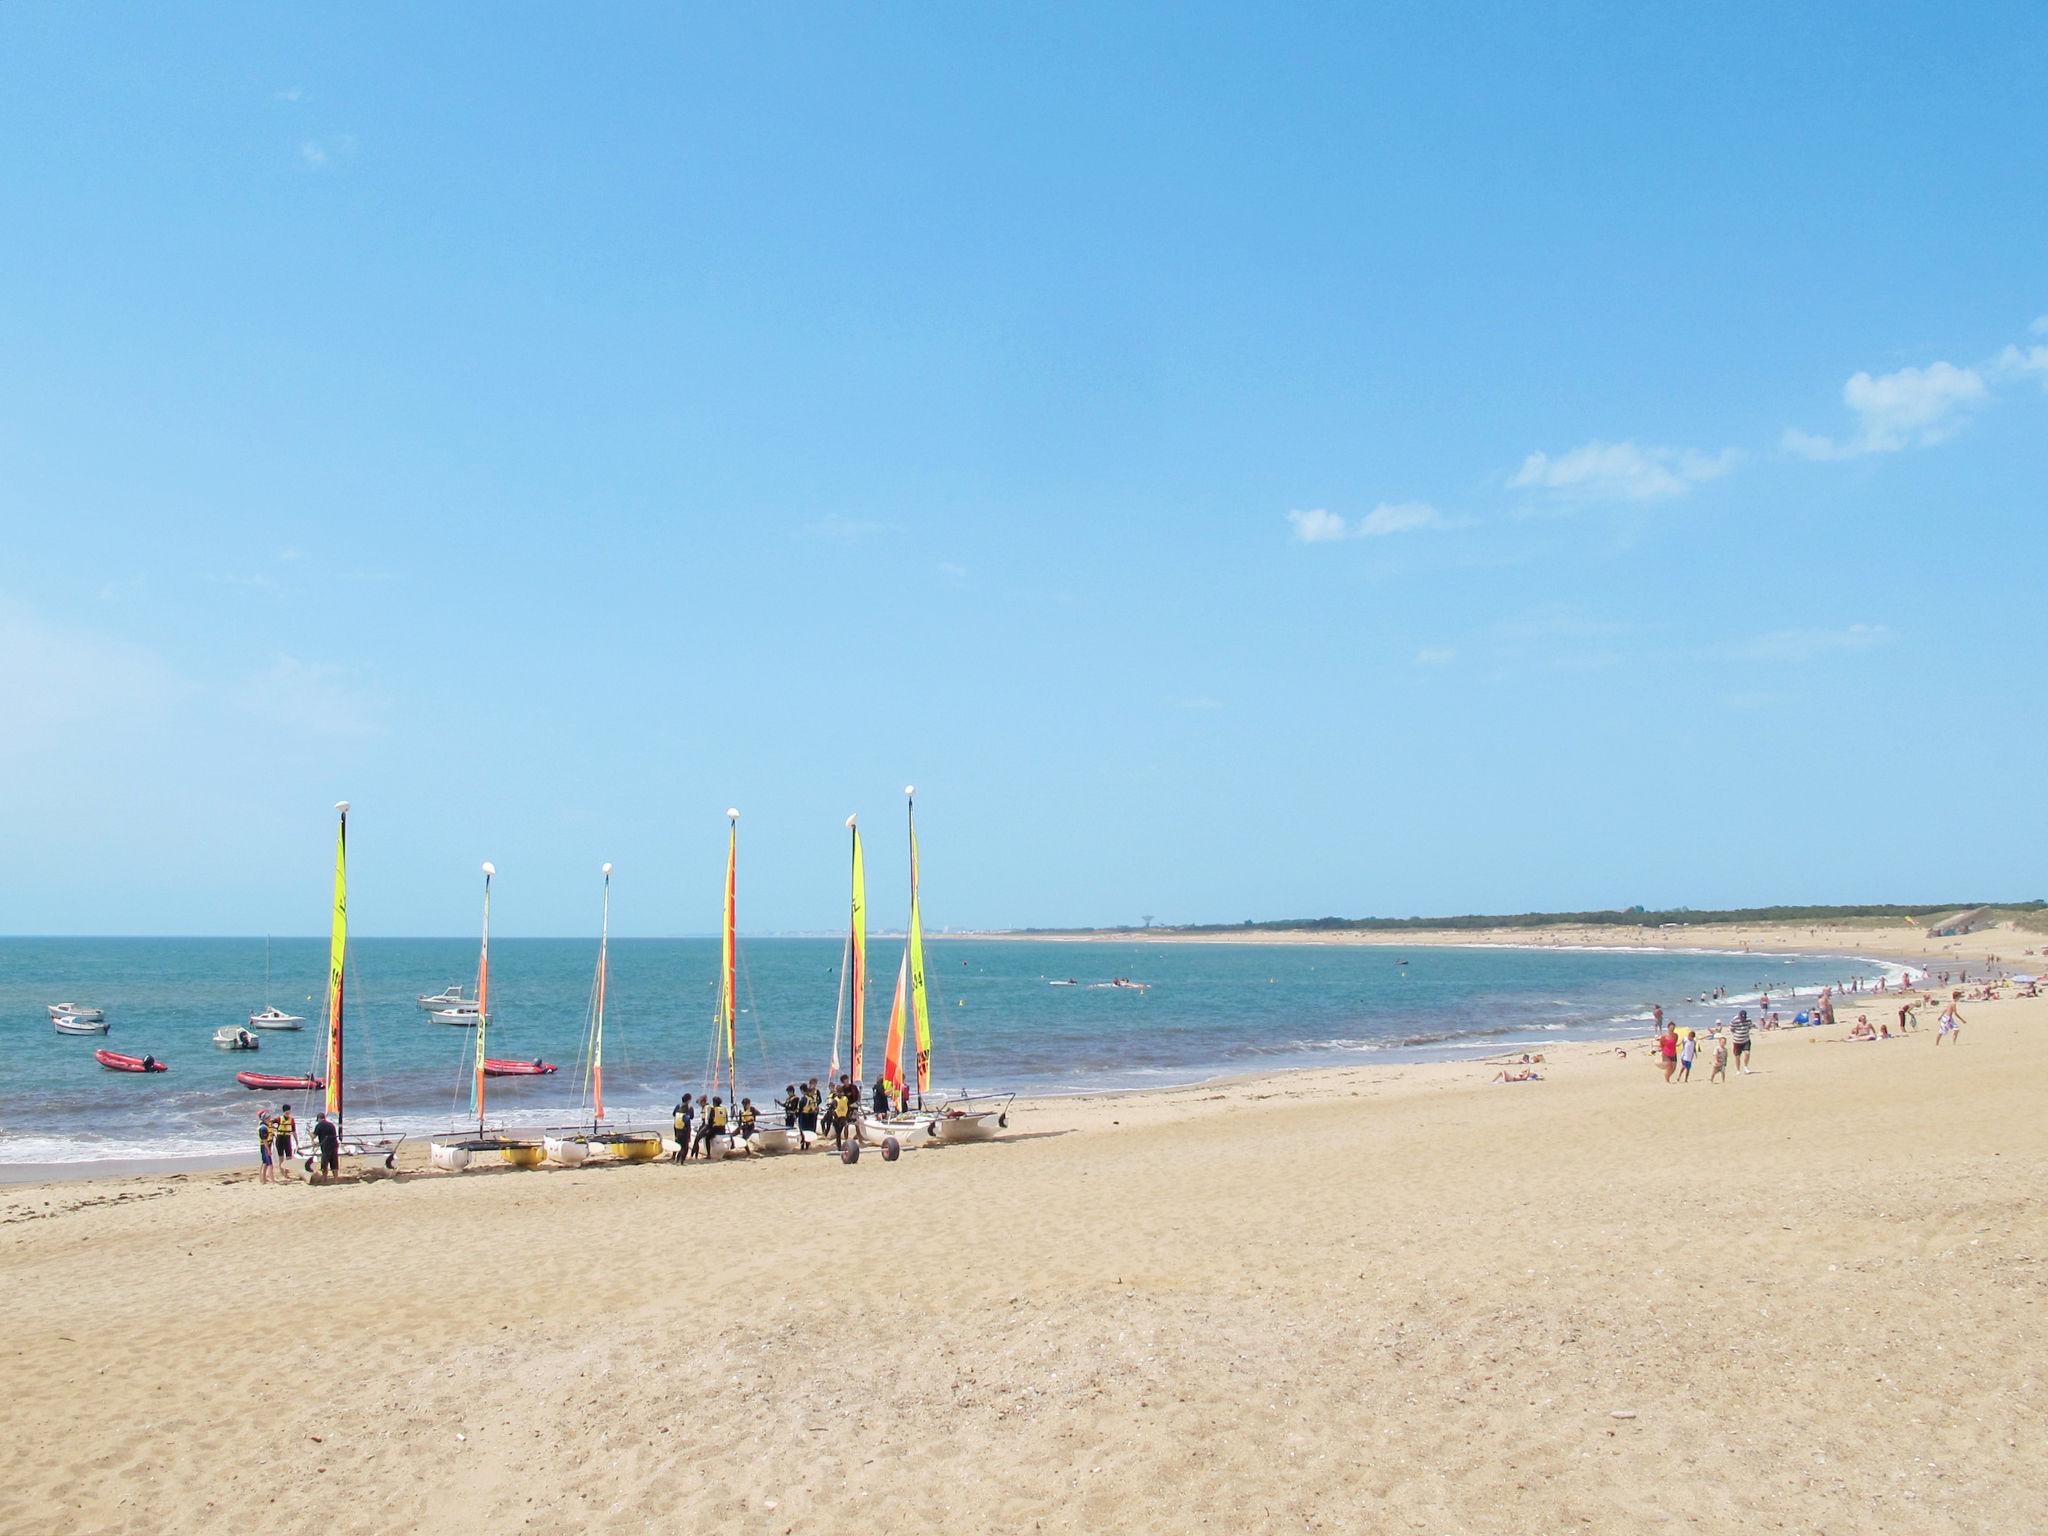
829,1081,852,1150
312,1111,340,1182
672,1095,694,1164
799,1080,821,1146
872,1076,891,1118
257,1112,275,1185
737,1098,758,1150
697,1097,727,1159
781,1085,803,1149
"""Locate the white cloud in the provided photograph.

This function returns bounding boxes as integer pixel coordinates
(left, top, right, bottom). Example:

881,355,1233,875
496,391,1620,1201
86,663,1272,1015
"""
1415,647,1456,666
1174,695,1224,711
937,560,967,584
1509,441,1738,503
1286,508,1350,543
1723,623,1889,664
1355,502,1439,536
273,87,305,103
2032,314,2048,337
1287,502,1441,542
1995,343,2048,385
1783,360,1987,459
298,134,356,170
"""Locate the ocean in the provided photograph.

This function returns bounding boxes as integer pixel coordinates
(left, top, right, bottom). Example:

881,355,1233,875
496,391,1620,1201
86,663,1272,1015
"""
1,935,1895,1164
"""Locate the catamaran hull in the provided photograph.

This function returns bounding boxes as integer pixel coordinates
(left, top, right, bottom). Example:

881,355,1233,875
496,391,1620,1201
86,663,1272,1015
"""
933,1109,1005,1143
543,1134,592,1166
429,1140,471,1171
746,1126,793,1155
858,1114,936,1150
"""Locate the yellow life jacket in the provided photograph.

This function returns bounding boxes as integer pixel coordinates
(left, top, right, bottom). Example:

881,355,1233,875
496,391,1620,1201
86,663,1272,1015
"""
709,1105,727,1131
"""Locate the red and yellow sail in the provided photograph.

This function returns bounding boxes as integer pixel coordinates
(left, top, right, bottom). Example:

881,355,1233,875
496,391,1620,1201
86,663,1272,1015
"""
720,814,738,1098
324,803,348,1123
908,801,932,1095
473,865,493,1128
882,950,908,1096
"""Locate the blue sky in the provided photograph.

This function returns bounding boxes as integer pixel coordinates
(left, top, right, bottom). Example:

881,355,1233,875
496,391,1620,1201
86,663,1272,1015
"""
2,4,2043,936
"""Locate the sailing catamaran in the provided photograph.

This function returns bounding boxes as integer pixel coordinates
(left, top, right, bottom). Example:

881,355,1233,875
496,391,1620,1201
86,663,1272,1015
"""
699,810,790,1157
862,786,1013,1149
542,863,664,1165
308,801,404,1171
428,863,544,1171
828,812,868,1102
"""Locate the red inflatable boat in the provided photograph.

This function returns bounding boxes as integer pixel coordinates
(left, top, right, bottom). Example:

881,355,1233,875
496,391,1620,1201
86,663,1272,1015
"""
95,1050,168,1074
235,1071,325,1091
482,1058,558,1077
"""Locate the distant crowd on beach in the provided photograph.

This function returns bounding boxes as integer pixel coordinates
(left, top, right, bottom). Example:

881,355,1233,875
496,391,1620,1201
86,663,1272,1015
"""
1639,952,2040,1085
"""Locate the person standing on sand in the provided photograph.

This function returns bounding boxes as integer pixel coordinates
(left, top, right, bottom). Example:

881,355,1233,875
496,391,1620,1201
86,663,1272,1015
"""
1710,1034,1728,1084
257,1110,275,1184
1659,1024,1679,1083
1677,1028,1696,1082
671,1095,693,1164
1730,1012,1753,1073
1936,1002,1965,1045
312,1111,340,1183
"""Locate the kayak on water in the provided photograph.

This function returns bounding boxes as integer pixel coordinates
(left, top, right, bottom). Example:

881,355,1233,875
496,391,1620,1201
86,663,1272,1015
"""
95,1050,168,1074
482,1058,558,1077
235,1071,325,1091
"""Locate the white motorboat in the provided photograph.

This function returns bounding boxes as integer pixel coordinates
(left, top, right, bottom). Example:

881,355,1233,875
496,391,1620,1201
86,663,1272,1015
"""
48,1003,105,1023
429,1005,480,1027
53,1013,111,1036
213,1026,261,1051
247,1006,305,1031
417,985,474,1011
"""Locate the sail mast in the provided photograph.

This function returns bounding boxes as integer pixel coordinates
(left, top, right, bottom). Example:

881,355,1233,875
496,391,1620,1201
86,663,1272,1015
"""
473,862,495,1134
721,811,739,1111
594,862,612,1124
850,816,867,1082
906,787,932,1101
325,802,349,1136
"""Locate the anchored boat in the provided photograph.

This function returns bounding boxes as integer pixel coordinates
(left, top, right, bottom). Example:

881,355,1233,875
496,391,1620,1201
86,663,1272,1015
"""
95,1049,166,1073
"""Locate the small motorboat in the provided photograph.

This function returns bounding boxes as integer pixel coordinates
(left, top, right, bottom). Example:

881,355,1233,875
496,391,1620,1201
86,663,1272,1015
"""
428,1005,480,1027
54,1013,111,1035
236,1070,324,1091
482,1058,557,1077
213,1026,261,1051
48,1002,106,1023
95,1049,167,1074
246,1007,305,1031
417,985,475,1011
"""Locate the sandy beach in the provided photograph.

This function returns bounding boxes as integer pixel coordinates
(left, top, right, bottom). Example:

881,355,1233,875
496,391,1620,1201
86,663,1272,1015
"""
3,948,2041,1534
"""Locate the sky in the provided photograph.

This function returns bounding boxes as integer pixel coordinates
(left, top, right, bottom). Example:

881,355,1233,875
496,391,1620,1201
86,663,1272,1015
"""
1,4,2043,937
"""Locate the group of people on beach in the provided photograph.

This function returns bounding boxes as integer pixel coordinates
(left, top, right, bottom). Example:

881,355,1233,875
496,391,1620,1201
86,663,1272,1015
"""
670,1073,903,1160
1654,1007,1753,1084
255,1102,341,1183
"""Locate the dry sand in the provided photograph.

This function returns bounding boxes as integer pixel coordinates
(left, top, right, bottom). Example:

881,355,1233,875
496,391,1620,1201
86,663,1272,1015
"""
2,954,2042,1534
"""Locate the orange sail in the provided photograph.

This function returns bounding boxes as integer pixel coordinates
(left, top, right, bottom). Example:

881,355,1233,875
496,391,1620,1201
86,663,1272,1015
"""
882,950,908,1095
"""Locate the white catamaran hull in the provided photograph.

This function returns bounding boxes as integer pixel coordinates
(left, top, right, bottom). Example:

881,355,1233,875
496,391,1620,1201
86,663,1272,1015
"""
745,1126,793,1155
858,1113,937,1150
542,1134,592,1166
933,1109,1005,1143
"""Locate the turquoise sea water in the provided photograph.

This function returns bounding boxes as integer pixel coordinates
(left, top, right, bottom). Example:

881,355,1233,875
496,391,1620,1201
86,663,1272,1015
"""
0,936,1894,1163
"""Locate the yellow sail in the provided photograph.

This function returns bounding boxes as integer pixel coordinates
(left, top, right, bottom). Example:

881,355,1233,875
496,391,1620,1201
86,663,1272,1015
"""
324,804,347,1121
908,808,932,1095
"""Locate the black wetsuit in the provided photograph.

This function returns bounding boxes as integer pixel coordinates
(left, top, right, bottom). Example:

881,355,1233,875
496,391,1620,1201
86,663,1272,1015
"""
313,1118,339,1174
